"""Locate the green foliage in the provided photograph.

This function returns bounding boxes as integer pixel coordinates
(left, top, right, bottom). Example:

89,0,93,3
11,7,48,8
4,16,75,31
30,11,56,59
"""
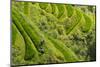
11,1,96,66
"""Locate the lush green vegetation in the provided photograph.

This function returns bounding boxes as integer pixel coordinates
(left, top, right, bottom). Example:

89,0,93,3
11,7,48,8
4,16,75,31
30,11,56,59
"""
11,1,96,66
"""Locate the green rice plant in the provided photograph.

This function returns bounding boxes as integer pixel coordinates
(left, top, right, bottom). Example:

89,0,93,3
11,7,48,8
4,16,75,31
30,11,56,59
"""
11,1,96,65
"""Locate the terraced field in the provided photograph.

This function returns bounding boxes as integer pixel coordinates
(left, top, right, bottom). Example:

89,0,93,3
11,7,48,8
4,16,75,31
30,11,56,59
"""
11,1,96,66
